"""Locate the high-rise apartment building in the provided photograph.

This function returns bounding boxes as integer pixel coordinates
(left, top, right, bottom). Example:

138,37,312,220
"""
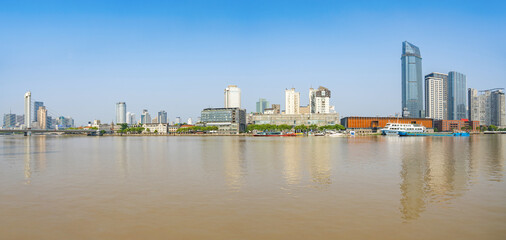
116,102,126,124
448,71,467,120
469,88,506,127
141,109,151,124
158,111,168,124
285,88,300,114
24,91,31,128
425,72,448,119
224,85,241,108
424,73,445,120
401,41,424,118
33,101,44,122
37,106,47,129
256,98,270,113
491,90,506,127
309,86,331,114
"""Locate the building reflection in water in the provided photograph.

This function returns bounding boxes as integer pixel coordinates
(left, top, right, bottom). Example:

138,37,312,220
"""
308,138,332,186
24,137,32,184
223,137,247,190
483,135,504,181
35,136,47,173
283,139,302,185
115,137,129,177
399,137,480,221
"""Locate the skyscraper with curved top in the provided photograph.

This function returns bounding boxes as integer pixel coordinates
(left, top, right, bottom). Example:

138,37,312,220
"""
401,41,424,118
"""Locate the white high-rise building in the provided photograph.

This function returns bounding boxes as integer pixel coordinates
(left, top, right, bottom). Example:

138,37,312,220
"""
425,74,444,120
309,86,331,114
24,91,31,129
126,112,135,125
285,88,300,114
116,102,126,124
224,85,241,108
187,118,193,125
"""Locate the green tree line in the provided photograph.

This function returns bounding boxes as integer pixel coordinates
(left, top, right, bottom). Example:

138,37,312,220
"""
176,126,219,133
247,124,345,132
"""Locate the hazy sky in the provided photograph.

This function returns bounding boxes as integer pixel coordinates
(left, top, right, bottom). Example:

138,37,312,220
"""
1,0,505,125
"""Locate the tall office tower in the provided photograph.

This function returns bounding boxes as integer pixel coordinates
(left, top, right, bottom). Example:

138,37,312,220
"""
187,118,193,125
37,106,47,129
285,88,300,114
47,116,54,129
424,73,445,120
116,102,126,124
175,117,181,124
3,113,16,128
309,86,331,113
24,91,31,128
448,71,467,120
157,110,168,124
33,101,44,122
401,41,424,118
141,109,151,124
224,85,241,108
256,98,270,113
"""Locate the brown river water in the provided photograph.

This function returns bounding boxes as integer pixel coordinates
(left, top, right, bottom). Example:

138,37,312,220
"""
0,135,505,239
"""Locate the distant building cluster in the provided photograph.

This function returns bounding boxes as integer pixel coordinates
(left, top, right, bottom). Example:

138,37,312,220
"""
4,41,504,132
2,91,74,130
402,41,505,128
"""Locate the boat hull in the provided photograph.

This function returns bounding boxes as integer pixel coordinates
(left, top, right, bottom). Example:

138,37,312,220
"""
398,132,470,137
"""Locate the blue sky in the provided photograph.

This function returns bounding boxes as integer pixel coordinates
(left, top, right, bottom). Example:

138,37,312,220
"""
1,0,505,125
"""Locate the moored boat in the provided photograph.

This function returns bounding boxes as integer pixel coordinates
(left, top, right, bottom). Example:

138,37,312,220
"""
253,132,297,137
398,131,470,137
381,123,425,135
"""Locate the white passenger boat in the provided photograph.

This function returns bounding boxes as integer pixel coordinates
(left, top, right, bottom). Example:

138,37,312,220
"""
380,123,425,135
326,131,346,137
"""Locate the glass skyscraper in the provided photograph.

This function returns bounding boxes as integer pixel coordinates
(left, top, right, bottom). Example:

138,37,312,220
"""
448,71,467,120
401,41,423,118
33,101,44,122
157,110,167,124
256,98,270,113
116,102,127,124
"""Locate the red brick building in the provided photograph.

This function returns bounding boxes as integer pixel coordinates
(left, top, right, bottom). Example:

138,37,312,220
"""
434,119,479,132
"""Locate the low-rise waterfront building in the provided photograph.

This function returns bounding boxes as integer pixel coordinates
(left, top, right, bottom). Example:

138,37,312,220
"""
264,104,280,114
201,108,246,134
168,125,180,133
434,119,479,132
341,117,433,131
299,105,310,114
142,123,168,134
251,113,340,126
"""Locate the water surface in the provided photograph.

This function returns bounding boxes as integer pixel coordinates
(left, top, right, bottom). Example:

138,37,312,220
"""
1,135,505,239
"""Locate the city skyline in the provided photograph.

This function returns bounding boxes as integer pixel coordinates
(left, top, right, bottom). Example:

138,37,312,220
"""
1,1,505,125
